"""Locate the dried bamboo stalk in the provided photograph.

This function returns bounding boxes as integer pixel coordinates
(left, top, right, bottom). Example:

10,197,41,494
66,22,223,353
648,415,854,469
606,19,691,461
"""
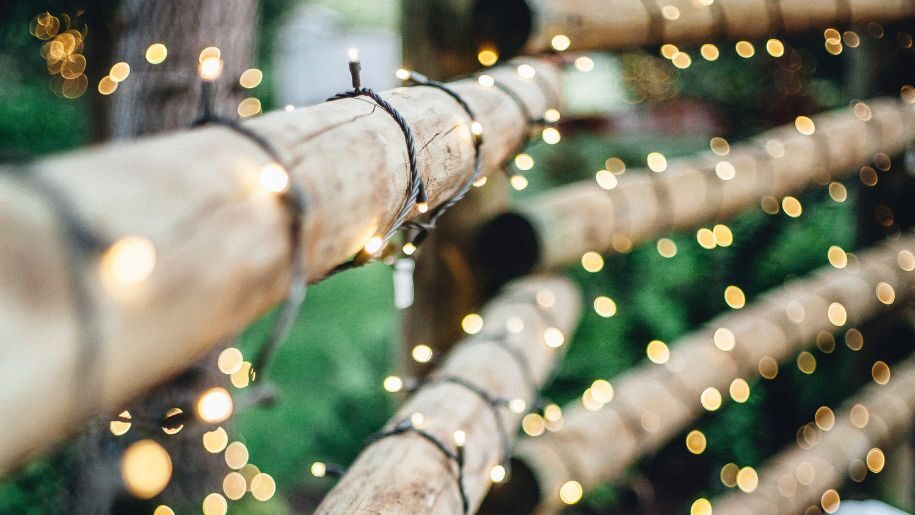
315,275,581,514
0,58,560,474
511,234,915,514
712,355,915,515
478,96,915,278
524,0,915,54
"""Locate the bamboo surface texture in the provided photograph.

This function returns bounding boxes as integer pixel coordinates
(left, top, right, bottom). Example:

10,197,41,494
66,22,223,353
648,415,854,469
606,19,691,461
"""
489,96,915,272
512,234,915,513
315,275,581,514
524,0,915,53
0,58,560,474
712,354,915,515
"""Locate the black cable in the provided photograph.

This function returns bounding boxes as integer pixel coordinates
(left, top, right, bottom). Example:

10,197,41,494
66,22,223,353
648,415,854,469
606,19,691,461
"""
193,84,309,379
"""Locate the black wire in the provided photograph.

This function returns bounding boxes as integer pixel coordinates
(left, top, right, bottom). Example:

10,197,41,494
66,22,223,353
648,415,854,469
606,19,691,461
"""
193,88,310,380
431,375,513,468
401,72,483,246
366,418,469,514
328,87,426,247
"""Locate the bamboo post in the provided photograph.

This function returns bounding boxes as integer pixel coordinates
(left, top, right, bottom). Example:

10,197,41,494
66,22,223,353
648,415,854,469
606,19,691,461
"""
0,58,560,475
315,275,581,514
504,234,915,514
711,355,915,515
476,96,915,284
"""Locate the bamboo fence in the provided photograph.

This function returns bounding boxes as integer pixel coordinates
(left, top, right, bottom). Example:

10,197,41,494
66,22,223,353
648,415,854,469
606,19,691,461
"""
712,354,915,515
510,233,915,513
315,275,581,514
477,96,915,277
0,58,560,474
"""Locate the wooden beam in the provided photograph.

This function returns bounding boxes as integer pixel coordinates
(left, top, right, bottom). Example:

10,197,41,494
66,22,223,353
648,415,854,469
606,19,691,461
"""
503,234,915,513
315,275,581,514
711,354,915,515
476,96,915,284
0,58,560,474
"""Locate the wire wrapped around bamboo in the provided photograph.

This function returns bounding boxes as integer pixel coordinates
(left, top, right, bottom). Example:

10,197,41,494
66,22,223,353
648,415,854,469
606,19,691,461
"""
315,275,581,514
523,0,914,54
0,58,560,475
507,234,915,514
711,354,915,515
476,95,915,281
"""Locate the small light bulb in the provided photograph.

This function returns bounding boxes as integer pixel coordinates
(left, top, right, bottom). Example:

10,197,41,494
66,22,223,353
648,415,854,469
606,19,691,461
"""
284,104,295,112
453,430,466,447
383,376,403,392
544,108,561,123
259,162,290,193
198,57,223,81
517,64,536,79
410,412,425,428
311,462,327,477
196,387,233,424
416,201,429,213
402,242,417,255
364,236,384,254
490,465,506,483
509,398,526,413
477,75,495,88
395,68,411,80
347,48,359,63
470,121,483,136
542,127,561,144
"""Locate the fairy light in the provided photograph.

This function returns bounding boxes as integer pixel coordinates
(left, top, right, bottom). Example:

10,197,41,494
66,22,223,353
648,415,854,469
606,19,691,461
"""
110,410,131,436
701,387,722,411
202,493,227,515
517,64,536,79
510,175,529,190
657,238,677,257
714,327,736,351
550,34,571,51
544,108,561,123
383,375,403,392
259,162,290,193
363,235,384,255
121,439,172,499
522,413,545,436
543,327,565,348
559,480,583,504
489,464,506,483
581,251,604,272
109,62,130,83
574,56,595,72
477,48,499,67
730,378,750,402
461,313,483,334
795,116,816,135
509,398,526,413
225,441,249,469
198,56,224,81
736,467,758,492
250,473,276,501
197,387,234,424
797,351,817,374
815,406,835,430
735,41,755,58
477,74,495,88
766,38,785,57
311,462,327,477
593,296,617,317
700,43,720,61
411,344,433,363
661,44,680,59
239,68,263,89
145,43,167,64
691,498,712,515
595,169,618,190
724,285,745,309
646,152,667,172
782,196,803,217
872,361,890,384
203,427,229,453
686,429,706,454
827,302,847,326
402,242,416,256
866,448,885,472
875,282,895,304
646,340,670,364
99,236,157,290
514,153,535,171
217,347,244,375
542,127,561,144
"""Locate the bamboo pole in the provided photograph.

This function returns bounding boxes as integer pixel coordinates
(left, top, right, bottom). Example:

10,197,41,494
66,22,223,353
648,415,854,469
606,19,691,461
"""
476,96,915,282
523,0,914,54
507,234,915,514
315,275,581,514
0,58,560,475
711,354,915,515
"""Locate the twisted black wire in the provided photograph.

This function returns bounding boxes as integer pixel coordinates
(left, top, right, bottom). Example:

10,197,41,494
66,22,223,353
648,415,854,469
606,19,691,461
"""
401,72,483,246
193,105,309,379
431,375,513,468
367,418,469,514
329,88,427,246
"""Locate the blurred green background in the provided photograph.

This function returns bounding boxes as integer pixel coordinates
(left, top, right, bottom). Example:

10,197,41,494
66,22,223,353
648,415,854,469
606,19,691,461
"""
1,1,913,514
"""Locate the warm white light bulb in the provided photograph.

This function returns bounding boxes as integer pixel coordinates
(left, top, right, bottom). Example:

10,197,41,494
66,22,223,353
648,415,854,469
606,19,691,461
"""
364,236,384,254
198,57,223,81
453,430,466,447
395,68,411,80
470,121,483,136
259,163,290,193
196,387,233,424
347,48,359,63
416,201,429,213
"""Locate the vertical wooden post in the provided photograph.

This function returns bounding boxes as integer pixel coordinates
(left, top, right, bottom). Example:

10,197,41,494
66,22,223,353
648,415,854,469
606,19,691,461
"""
71,1,257,511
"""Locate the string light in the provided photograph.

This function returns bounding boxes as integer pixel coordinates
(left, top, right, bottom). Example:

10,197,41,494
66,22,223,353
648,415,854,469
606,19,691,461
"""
461,313,483,334
239,68,263,89
691,499,712,515
559,480,583,504
258,162,290,193
646,340,670,364
145,43,167,64
198,56,224,81
121,439,172,499
197,387,234,424
203,427,229,453
550,34,571,51
99,236,157,290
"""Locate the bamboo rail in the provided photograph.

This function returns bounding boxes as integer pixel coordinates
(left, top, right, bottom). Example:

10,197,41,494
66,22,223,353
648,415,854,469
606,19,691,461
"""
0,58,560,474
477,96,915,280
315,275,581,514
524,0,915,54
508,234,915,514
712,354,915,515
